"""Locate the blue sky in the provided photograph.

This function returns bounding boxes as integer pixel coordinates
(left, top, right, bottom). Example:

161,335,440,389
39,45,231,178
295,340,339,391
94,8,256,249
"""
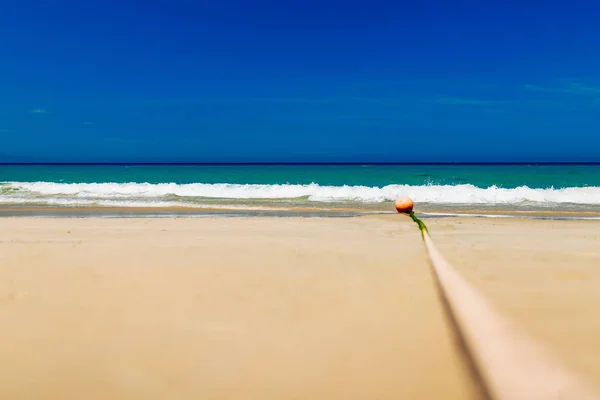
1,0,599,162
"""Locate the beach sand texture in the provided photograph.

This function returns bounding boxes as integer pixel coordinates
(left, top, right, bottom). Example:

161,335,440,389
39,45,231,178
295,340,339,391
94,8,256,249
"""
0,216,599,399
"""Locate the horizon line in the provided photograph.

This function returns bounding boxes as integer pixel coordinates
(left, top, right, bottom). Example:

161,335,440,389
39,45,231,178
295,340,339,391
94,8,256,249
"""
2,162,600,166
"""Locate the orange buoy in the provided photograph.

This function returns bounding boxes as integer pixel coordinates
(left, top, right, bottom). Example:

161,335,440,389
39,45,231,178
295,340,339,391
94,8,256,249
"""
395,196,414,214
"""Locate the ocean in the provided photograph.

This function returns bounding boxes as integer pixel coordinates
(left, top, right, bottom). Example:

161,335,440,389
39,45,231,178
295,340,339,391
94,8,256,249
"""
1,164,600,216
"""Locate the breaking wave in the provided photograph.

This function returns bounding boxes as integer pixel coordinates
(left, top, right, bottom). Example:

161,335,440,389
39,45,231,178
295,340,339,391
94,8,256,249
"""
2,181,600,207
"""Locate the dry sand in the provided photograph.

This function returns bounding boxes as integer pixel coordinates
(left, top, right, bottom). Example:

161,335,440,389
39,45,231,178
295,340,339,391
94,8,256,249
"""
0,216,599,399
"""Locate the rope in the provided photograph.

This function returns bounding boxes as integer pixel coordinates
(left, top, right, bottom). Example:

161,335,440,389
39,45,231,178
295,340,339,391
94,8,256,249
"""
409,213,598,400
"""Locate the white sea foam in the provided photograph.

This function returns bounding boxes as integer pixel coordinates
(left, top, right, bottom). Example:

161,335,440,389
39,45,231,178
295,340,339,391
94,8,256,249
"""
2,181,600,206
0,194,290,210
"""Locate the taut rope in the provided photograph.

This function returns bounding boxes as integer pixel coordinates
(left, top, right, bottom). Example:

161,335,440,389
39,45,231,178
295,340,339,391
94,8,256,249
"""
409,213,598,400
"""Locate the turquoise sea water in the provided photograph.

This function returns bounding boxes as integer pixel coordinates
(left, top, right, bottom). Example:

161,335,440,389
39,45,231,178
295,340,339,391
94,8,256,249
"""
3,164,600,187
1,164,600,214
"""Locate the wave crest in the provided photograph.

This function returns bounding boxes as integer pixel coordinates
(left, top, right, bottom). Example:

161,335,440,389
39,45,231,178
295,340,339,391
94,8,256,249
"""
2,181,600,206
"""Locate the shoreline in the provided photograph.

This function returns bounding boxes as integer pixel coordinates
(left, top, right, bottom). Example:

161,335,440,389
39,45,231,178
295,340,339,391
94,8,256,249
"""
1,205,600,220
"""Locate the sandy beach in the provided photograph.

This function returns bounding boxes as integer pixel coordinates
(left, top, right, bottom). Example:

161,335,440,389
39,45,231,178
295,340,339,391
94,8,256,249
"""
1,215,599,399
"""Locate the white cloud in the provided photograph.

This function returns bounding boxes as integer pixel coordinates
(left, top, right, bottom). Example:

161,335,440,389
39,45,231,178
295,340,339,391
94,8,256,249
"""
524,82,600,96
429,96,501,106
30,108,47,114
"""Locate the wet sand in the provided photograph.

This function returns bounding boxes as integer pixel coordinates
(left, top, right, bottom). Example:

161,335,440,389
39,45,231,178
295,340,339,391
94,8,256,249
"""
0,216,599,398
2,205,600,219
